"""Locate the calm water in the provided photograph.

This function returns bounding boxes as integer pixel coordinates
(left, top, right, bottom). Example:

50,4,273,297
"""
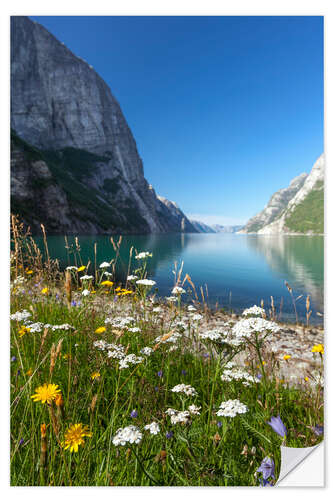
35,233,324,324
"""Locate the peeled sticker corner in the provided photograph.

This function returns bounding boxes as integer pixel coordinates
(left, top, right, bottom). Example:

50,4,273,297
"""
276,442,324,487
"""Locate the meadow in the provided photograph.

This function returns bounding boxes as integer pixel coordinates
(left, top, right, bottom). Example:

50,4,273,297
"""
10,217,324,486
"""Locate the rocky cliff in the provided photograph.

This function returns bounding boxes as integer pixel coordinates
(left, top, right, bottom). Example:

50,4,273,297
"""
10,16,196,235
240,173,308,233
258,154,324,234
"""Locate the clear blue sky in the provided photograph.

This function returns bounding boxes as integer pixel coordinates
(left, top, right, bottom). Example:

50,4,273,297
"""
31,16,323,225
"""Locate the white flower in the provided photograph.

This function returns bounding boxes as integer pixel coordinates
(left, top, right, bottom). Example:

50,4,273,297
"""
93,340,110,351
140,347,153,356
128,327,141,333
49,323,74,331
99,262,111,268
231,318,280,345
80,275,93,281
135,252,152,259
171,384,197,397
166,296,177,303
172,286,186,295
119,354,143,369
105,316,135,328
112,425,142,446
107,344,126,359
199,329,224,341
188,305,197,311
152,306,163,313
66,266,78,271
10,310,31,322
104,271,113,277
216,399,248,418
166,409,191,425
144,422,160,435
188,404,201,415
221,366,260,385
82,289,90,296
136,279,156,286
242,305,265,317
190,314,203,321
127,275,138,281
24,321,44,333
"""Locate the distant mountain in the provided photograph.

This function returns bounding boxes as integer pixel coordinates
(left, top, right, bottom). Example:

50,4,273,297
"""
240,155,324,235
10,16,196,235
190,220,244,234
212,224,244,233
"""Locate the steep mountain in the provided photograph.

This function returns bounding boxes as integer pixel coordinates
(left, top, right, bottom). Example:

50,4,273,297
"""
258,154,324,234
10,16,196,235
190,220,217,233
239,173,308,233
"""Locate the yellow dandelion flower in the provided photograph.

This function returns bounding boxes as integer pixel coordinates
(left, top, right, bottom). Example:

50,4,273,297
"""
18,326,30,338
283,355,291,361
262,361,266,365
304,377,309,382
95,326,106,334
91,371,101,380
115,286,122,292
41,287,49,294
31,383,61,404
26,270,33,275
26,368,33,377
101,280,114,286
91,290,96,294
77,265,86,272
62,423,92,452
62,353,71,360
312,344,324,354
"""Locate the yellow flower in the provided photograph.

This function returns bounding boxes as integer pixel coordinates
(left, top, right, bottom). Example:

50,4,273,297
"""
41,287,49,294
31,383,61,404
91,290,96,294
77,265,86,272
95,326,106,334
283,355,291,361
312,344,324,354
26,368,33,377
262,361,266,365
62,423,92,452
18,326,30,338
62,353,71,360
40,423,47,438
115,286,122,292
26,270,33,275
304,376,309,382
91,372,101,380
101,280,114,286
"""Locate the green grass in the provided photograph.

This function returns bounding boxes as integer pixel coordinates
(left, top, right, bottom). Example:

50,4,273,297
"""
10,247,324,486
285,182,324,234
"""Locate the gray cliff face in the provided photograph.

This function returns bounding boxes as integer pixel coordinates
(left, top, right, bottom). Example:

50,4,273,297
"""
157,196,197,232
11,16,196,235
190,220,216,233
240,173,308,233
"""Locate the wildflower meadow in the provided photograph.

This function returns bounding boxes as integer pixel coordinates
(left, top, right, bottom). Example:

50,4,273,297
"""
10,217,324,486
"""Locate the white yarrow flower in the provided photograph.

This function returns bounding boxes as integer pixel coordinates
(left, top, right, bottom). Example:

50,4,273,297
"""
82,289,90,296
80,275,93,281
171,384,197,397
99,262,111,268
144,422,160,435
136,279,156,286
172,286,186,295
112,425,142,446
216,399,248,418
135,252,152,259
242,305,265,317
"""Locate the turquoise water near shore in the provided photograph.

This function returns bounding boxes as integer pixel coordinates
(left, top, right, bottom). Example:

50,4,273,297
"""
34,233,324,324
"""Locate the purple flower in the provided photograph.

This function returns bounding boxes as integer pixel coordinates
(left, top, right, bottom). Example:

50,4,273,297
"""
203,353,210,359
217,421,222,428
267,416,287,438
256,373,263,380
154,386,159,392
19,438,24,446
181,369,187,376
157,370,163,378
166,431,174,439
71,300,77,307
114,296,118,302
55,293,60,300
11,356,17,363
313,425,324,436
256,456,275,481
130,409,138,418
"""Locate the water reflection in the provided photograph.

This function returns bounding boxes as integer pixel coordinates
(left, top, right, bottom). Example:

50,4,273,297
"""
245,235,324,313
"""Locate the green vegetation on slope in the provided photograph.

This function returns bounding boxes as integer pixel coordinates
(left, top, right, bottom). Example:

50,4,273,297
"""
285,182,324,234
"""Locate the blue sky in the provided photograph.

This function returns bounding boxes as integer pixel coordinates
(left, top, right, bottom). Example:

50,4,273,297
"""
31,16,323,225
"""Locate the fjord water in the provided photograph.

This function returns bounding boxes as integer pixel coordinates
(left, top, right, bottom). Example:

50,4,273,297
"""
36,233,324,324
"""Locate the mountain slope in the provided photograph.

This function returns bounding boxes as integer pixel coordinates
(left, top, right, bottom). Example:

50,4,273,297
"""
258,154,324,234
10,16,196,235
240,173,308,233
